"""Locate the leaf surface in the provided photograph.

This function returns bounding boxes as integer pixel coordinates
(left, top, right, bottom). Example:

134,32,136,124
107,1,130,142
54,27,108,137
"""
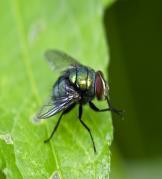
0,0,114,178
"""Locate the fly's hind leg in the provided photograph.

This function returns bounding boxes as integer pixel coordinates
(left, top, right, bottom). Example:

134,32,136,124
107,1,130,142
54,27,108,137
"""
44,103,76,143
44,112,64,143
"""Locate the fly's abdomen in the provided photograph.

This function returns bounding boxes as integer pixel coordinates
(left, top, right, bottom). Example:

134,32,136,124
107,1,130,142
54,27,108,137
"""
53,77,68,98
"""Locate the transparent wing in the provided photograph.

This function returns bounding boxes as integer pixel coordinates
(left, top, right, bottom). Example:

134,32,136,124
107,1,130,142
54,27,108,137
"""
33,86,80,123
44,49,80,72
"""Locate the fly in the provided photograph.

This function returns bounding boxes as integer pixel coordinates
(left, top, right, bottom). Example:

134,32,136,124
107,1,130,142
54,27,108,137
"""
34,49,122,153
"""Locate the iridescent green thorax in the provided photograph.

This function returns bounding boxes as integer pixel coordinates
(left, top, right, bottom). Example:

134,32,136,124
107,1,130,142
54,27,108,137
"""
69,65,94,91
68,65,96,103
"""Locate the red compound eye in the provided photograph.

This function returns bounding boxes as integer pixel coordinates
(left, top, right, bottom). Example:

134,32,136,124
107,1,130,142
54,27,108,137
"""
95,71,105,100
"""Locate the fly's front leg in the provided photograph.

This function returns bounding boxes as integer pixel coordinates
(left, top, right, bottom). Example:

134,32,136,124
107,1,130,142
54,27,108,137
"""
89,101,123,116
89,101,110,112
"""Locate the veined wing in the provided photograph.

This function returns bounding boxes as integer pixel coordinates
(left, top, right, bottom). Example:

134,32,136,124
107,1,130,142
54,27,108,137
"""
34,86,80,122
44,49,80,72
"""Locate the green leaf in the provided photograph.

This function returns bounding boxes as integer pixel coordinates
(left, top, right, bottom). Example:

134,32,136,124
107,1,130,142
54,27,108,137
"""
0,0,114,178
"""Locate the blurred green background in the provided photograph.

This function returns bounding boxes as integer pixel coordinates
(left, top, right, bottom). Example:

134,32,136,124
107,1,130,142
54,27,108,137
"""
104,0,162,178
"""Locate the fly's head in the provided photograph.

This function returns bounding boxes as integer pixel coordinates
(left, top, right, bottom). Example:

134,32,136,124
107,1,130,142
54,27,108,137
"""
95,71,109,101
